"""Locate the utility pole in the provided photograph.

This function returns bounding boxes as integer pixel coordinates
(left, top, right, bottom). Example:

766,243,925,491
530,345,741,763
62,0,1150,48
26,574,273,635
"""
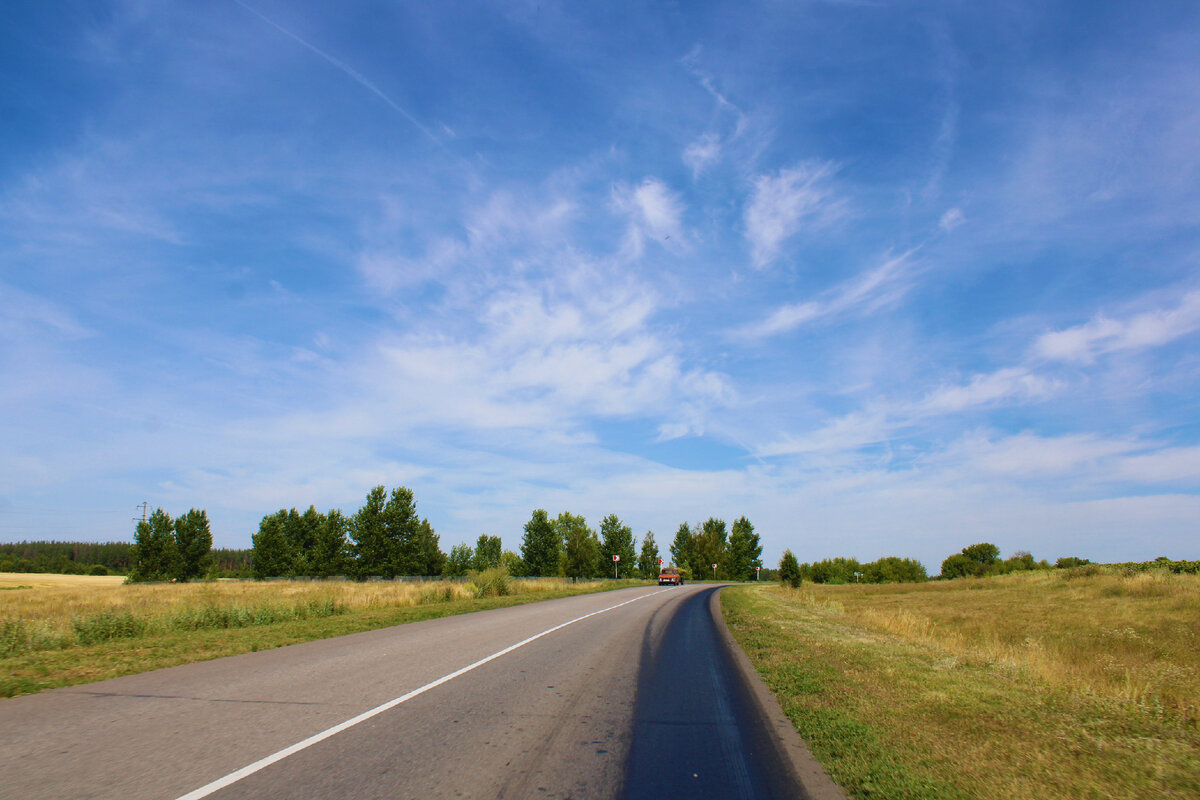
133,502,148,526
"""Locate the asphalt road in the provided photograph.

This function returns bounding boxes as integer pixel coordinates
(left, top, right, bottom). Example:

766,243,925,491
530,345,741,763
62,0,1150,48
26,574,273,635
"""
0,584,842,800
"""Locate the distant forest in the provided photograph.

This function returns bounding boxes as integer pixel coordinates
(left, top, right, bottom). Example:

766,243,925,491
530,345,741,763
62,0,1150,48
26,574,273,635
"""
0,541,252,577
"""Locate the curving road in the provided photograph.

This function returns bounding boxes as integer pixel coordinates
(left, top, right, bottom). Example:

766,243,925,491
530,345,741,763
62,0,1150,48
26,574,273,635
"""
0,585,842,800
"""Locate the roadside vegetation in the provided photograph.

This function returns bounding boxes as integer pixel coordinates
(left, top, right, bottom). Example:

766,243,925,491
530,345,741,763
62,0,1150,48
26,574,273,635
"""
722,567,1200,800
0,570,646,698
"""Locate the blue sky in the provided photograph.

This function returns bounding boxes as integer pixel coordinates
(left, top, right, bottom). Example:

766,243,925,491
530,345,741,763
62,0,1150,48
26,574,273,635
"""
2,1,1198,570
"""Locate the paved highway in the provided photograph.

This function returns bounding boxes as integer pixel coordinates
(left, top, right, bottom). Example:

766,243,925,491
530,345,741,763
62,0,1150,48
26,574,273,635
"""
0,585,843,799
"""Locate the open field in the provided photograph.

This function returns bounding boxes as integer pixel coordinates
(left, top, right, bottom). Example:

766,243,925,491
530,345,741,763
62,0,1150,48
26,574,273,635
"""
722,570,1200,800
0,571,646,698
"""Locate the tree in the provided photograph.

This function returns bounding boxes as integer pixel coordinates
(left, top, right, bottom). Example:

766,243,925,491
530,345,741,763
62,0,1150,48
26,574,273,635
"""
670,522,692,569
443,543,474,577
779,549,802,588
172,508,212,582
940,553,975,579
558,512,600,579
473,535,502,571
311,509,349,577
691,517,728,580
809,557,861,584
350,486,392,578
521,509,560,576
726,516,762,581
599,514,637,578
129,508,178,582
637,531,660,579
382,487,423,576
416,518,446,576
862,556,927,584
500,549,525,576
291,506,325,576
251,510,292,579
962,542,1000,566
941,542,1001,580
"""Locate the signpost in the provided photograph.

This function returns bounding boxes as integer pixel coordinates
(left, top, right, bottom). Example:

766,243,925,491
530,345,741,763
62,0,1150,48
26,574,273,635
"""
712,563,717,580
613,554,620,579
755,565,761,581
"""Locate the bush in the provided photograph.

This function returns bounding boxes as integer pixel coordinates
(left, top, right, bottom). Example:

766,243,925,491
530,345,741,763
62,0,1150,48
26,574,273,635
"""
472,566,511,598
779,550,802,588
88,564,109,576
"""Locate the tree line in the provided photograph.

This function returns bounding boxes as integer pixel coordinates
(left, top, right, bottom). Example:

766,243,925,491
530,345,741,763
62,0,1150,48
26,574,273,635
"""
246,488,765,582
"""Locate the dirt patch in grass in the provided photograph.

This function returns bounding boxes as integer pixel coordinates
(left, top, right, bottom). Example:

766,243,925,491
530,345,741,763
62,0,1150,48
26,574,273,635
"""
722,575,1200,800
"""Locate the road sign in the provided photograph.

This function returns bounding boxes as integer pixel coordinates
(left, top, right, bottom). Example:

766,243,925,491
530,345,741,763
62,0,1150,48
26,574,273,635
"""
658,558,663,565
613,555,620,561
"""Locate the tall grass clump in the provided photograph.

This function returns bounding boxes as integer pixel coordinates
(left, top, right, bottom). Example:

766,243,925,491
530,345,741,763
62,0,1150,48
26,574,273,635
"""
470,567,511,598
71,610,147,645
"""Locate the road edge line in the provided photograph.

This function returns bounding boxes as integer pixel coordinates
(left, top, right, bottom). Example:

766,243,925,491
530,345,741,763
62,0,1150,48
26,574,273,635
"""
174,587,670,800
710,587,848,800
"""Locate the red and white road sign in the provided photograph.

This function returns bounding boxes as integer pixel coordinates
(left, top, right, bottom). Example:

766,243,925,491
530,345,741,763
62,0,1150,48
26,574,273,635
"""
613,555,620,561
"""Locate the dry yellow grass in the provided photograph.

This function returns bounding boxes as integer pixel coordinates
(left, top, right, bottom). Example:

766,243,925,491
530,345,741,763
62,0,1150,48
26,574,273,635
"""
788,568,1200,717
722,571,1200,800
1,572,593,645
1,572,641,697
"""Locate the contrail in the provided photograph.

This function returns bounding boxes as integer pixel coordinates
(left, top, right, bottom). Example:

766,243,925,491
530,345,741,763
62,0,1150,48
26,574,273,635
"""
235,1,448,153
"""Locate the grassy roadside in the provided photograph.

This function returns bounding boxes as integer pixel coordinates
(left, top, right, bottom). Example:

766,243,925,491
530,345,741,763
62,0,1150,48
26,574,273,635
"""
1,572,648,698
721,574,1200,800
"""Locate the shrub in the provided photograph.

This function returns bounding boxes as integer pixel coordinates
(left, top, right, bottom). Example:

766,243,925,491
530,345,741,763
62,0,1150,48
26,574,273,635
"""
88,564,109,576
779,550,802,588
472,566,511,598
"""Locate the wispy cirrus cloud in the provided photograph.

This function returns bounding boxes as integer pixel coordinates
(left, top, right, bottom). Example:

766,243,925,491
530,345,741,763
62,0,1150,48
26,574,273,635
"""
612,178,686,259
1035,291,1200,363
744,161,845,268
732,249,917,339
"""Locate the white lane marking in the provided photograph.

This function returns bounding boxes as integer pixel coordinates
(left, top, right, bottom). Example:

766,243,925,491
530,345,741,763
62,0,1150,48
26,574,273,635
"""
175,587,672,800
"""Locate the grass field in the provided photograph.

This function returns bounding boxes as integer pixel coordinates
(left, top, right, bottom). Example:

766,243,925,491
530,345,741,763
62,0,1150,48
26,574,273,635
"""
722,569,1200,800
0,571,645,698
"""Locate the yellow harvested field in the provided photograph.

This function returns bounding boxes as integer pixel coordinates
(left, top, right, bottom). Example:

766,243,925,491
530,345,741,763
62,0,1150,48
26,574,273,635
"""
0,573,126,589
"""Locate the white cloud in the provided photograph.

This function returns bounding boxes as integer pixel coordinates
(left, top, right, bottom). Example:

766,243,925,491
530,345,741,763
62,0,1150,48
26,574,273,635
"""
939,207,965,231
0,282,93,340
744,162,844,268
918,367,1059,414
1035,291,1200,363
732,249,916,339
683,133,722,178
612,178,685,259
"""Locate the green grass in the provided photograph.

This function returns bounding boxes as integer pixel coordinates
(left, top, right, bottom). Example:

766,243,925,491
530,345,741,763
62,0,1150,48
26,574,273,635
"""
721,577,1200,800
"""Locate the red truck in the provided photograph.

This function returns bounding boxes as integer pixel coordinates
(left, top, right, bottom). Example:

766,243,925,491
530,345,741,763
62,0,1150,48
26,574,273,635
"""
658,566,684,586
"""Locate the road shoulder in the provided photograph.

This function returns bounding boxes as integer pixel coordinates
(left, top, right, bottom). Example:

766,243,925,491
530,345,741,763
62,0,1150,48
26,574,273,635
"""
711,587,847,800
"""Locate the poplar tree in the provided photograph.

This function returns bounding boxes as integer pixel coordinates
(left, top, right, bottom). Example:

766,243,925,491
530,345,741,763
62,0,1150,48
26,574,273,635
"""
637,531,660,578
669,522,692,572
726,516,763,581
473,534,502,571
311,509,349,577
779,549,802,588
558,512,600,578
599,514,636,578
520,509,560,576
130,508,178,582
172,508,212,582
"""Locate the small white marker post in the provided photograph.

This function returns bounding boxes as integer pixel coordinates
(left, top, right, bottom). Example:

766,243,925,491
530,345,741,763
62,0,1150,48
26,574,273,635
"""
613,554,620,579
712,563,717,580
756,565,761,581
